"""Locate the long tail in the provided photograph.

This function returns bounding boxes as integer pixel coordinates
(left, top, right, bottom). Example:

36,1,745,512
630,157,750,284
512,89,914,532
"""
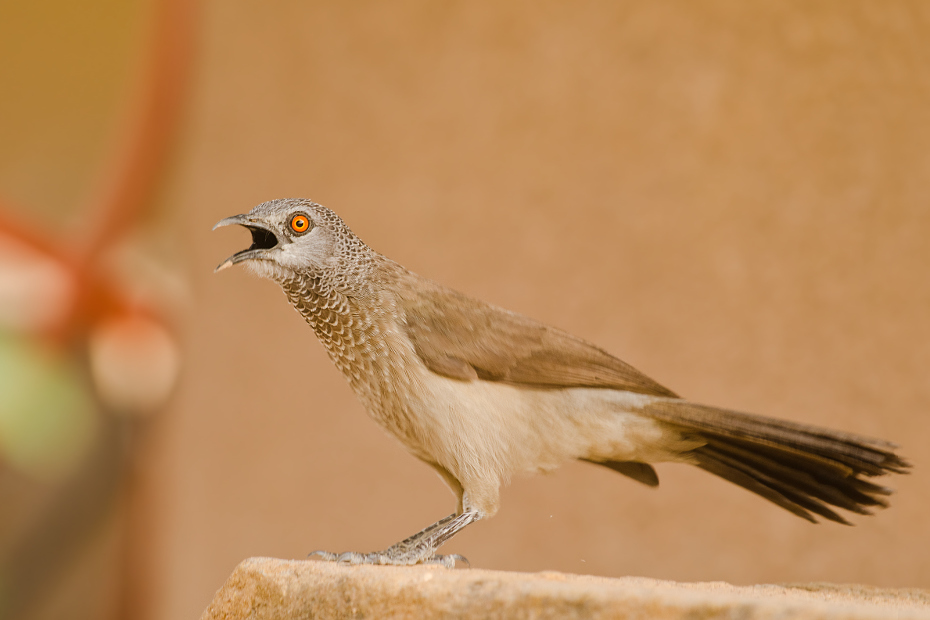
642,400,911,524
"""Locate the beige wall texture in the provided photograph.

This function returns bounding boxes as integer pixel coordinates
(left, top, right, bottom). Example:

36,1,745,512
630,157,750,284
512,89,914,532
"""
3,2,930,619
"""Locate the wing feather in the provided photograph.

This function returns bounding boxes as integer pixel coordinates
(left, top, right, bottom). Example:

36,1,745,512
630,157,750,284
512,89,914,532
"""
397,280,677,398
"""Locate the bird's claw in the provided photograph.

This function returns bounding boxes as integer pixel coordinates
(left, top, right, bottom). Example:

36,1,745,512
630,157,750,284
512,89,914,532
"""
307,548,468,568
424,553,469,568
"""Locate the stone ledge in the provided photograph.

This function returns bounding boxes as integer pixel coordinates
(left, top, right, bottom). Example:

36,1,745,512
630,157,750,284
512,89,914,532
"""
200,557,930,620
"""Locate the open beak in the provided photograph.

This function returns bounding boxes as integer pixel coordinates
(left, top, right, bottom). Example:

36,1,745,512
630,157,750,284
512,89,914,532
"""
213,214,280,272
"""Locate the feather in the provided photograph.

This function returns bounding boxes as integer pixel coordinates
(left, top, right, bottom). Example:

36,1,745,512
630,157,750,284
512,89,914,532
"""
583,459,660,487
643,399,911,523
398,282,677,397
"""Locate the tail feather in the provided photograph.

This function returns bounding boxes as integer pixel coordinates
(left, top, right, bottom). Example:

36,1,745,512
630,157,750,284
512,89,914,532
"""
582,459,660,487
690,448,825,523
699,437,891,514
694,443,851,524
642,400,911,523
703,435,880,513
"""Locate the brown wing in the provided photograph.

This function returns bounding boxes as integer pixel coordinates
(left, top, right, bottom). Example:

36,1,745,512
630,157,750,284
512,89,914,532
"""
397,280,678,398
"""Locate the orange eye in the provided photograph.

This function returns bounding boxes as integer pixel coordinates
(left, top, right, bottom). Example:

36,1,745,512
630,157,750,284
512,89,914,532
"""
289,214,310,234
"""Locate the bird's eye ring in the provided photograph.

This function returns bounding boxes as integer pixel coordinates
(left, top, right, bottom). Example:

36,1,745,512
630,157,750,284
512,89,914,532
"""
289,213,311,234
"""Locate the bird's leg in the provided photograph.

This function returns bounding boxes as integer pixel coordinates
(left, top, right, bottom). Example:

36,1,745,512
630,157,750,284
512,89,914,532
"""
310,511,480,568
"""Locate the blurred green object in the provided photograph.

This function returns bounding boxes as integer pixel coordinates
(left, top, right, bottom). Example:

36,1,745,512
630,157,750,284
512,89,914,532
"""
0,332,97,480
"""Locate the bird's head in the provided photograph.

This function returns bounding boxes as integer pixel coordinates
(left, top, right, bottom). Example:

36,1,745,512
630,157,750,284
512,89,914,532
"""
214,198,367,282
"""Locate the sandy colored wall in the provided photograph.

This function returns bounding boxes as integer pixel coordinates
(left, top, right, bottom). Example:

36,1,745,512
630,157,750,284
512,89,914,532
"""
2,2,928,619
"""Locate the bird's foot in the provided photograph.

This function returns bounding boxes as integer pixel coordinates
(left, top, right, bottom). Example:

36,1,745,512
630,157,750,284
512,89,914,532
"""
309,548,468,569
308,510,480,569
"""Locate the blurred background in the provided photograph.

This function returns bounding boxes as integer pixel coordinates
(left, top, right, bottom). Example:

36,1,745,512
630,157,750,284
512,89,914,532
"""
1,1,928,619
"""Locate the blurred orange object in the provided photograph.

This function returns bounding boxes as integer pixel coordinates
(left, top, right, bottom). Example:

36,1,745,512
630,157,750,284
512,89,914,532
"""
0,0,197,618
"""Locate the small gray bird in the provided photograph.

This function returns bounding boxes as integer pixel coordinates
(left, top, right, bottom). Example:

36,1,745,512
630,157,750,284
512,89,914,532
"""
215,198,909,568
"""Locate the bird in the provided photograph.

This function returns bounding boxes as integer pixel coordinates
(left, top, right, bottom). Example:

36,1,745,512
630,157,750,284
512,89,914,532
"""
214,198,910,568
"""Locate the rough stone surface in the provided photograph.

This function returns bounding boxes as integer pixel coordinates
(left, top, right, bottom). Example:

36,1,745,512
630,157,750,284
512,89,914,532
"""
201,557,930,620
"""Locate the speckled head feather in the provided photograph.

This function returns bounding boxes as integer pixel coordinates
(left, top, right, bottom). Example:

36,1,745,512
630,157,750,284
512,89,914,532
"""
215,198,377,288
217,198,409,408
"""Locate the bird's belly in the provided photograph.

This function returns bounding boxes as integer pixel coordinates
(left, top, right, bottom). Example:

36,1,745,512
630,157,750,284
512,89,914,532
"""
390,369,672,484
